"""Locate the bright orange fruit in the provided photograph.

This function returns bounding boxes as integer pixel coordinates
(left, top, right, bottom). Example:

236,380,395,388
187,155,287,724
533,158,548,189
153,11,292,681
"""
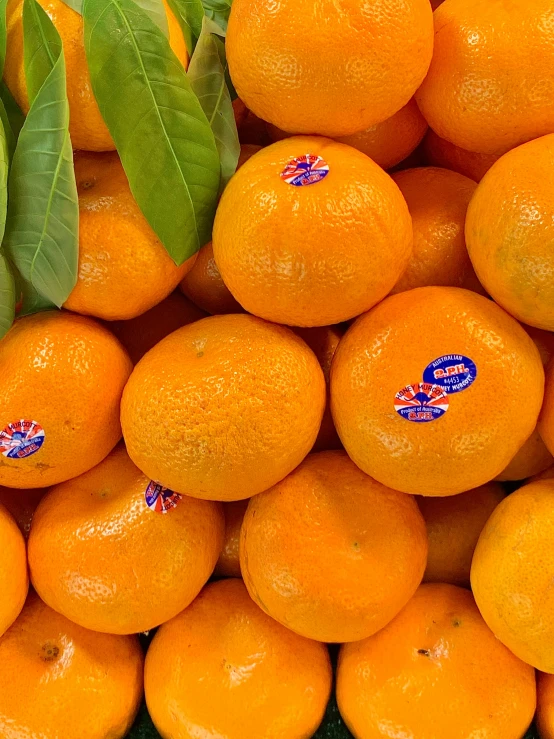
0,503,27,638
213,499,248,578
179,241,242,315
537,672,554,739
423,129,500,182
0,486,47,538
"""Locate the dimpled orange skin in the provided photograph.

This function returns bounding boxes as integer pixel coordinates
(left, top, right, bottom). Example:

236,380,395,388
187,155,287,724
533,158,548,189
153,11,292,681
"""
471,479,554,672
0,504,27,638
417,482,505,587
466,135,554,331
241,451,428,643
0,486,47,538
110,291,206,364
337,583,537,739
537,673,554,739
213,499,248,578
180,241,243,315
497,429,554,481
4,0,187,151
227,0,433,138
0,594,143,739
213,137,413,327
28,445,224,635
0,311,132,489
331,287,545,496
390,167,478,294
416,0,554,155
64,152,196,321
121,314,326,501
423,129,501,183
145,578,332,739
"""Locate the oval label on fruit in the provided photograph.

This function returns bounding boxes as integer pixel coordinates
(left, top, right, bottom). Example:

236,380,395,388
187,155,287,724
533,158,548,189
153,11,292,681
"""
394,383,449,423
280,154,330,187
423,354,477,394
0,420,45,459
145,482,182,513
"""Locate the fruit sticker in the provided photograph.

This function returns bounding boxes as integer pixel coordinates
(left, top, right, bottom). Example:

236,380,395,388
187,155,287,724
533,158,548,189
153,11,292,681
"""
145,482,182,513
423,354,477,394
394,383,449,423
0,420,45,459
280,155,330,187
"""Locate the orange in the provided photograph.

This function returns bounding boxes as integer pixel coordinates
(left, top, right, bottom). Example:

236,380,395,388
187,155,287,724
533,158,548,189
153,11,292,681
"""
28,445,224,634
0,311,132,488
466,135,554,330
109,291,206,364
539,360,554,458
121,314,326,501
241,450,427,643
472,478,554,672
331,287,545,496
537,672,554,739
294,325,342,452
4,0,188,151
337,583,537,739
0,593,143,738
227,0,433,138
213,137,413,326
389,166,479,294
0,503,27,637
416,0,554,155
179,241,243,315
145,578,332,739
0,486,47,538
417,482,505,587
267,99,428,171
423,129,500,183
213,499,248,578
64,152,197,321
526,326,554,367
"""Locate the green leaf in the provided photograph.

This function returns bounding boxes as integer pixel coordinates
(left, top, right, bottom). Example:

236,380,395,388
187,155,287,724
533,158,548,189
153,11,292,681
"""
0,90,24,161
188,16,239,189
23,0,63,104
83,0,220,265
0,0,8,76
59,0,83,13
4,0,78,309
0,252,15,338
165,0,203,54
201,0,231,32
59,0,169,40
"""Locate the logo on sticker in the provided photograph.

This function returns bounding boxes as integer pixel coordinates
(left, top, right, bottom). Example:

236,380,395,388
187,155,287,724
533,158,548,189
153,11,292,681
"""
0,420,45,459
394,383,449,423
423,354,477,394
280,154,330,187
145,482,182,513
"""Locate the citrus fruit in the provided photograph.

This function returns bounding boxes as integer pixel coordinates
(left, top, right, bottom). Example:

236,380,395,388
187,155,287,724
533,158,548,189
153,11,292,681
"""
416,0,554,155
337,583,537,739
110,291,206,364
417,482,505,587
538,359,554,457
64,151,197,321
4,0,188,151
526,326,554,367
294,326,342,452
180,241,243,314
213,499,248,578
145,578,332,739
121,313,325,501
497,429,553,482
0,486,47,538
28,445,224,635
466,135,554,330
213,137,413,327
0,311,132,489
389,167,479,294
537,672,554,739
423,129,500,182
331,287,544,496
227,0,433,138
241,450,427,643
0,593,143,739
471,478,554,672
0,503,27,638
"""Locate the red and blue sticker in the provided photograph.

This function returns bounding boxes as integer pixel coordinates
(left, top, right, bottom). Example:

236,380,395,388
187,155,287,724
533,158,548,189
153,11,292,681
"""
145,481,182,514
281,154,330,187
0,420,45,459
423,354,477,394
394,383,449,423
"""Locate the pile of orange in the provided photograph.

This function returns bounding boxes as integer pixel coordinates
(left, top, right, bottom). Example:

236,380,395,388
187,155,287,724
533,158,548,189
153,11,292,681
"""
3,0,554,737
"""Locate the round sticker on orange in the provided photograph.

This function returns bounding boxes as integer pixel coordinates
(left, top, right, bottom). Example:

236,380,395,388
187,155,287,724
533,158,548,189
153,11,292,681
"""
394,383,449,423
145,482,182,513
280,154,330,187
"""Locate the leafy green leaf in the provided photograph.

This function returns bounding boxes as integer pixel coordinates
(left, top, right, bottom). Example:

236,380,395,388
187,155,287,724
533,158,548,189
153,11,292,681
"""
59,0,169,40
4,0,78,309
188,16,239,189
83,0,220,265
23,0,62,104
0,252,15,338
201,0,231,32
165,0,203,54
59,0,83,13
0,90,23,161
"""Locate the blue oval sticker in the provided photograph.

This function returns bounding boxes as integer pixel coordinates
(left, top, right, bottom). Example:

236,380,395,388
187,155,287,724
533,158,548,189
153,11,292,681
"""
423,354,477,394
